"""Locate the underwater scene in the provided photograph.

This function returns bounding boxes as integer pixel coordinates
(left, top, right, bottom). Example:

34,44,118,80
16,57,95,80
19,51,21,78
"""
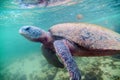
0,0,120,80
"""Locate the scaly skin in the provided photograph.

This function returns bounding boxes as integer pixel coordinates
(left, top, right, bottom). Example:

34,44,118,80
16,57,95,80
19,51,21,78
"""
54,40,81,80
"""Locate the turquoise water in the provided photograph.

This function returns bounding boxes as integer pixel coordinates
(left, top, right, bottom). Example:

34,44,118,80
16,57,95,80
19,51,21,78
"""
0,0,120,80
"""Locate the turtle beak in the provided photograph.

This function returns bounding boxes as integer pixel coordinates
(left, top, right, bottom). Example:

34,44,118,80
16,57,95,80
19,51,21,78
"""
19,28,25,35
19,29,22,34
19,26,30,35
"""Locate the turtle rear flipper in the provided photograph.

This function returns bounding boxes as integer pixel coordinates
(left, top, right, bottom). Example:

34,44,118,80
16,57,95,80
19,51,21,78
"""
54,40,81,80
41,45,64,68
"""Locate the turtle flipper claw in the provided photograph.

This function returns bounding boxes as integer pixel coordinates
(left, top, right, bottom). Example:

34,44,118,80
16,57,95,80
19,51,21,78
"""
54,40,81,80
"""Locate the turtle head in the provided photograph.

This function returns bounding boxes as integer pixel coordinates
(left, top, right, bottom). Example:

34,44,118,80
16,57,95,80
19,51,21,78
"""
19,26,51,43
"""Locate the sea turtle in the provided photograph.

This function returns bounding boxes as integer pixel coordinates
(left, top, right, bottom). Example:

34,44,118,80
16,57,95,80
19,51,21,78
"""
19,23,120,80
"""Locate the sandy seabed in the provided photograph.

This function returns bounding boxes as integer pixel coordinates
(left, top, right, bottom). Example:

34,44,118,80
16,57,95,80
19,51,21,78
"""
0,53,120,80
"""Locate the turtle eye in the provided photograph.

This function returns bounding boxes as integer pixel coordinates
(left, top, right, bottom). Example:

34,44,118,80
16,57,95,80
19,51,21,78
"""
25,27,30,31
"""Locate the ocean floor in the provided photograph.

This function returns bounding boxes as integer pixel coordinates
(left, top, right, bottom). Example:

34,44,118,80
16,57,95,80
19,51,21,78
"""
0,53,120,80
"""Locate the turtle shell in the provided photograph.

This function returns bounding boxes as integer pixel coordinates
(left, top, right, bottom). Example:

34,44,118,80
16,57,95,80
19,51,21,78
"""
49,23,120,51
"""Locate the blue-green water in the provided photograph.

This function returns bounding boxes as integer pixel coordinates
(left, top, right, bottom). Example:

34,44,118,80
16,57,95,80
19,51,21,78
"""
0,0,120,80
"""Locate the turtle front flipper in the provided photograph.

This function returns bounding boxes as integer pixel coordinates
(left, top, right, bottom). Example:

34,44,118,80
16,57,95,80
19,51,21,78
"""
41,45,64,68
54,40,81,80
